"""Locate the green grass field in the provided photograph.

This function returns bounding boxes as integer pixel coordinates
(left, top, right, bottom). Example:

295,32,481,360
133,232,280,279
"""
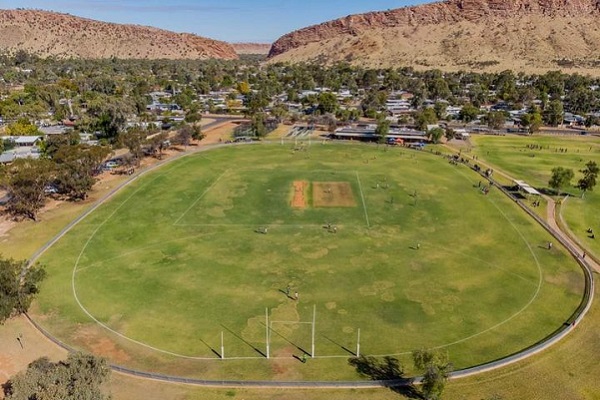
33,142,584,380
469,134,600,261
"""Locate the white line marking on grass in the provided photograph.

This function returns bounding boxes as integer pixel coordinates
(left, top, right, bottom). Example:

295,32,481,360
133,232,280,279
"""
172,170,229,226
355,171,370,228
67,146,549,362
403,163,543,352
425,197,544,351
72,175,227,360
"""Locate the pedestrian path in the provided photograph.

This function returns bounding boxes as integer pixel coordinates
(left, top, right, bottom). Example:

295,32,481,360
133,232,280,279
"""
443,144,600,273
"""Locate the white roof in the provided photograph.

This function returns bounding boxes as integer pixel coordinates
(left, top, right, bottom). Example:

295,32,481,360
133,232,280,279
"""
514,180,541,195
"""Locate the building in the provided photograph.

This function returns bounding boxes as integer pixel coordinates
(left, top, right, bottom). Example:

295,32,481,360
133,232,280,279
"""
330,125,427,144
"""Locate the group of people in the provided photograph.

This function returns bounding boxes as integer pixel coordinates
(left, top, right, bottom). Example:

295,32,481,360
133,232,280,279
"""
587,227,595,239
285,285,299,301
325,223,338,234
477,180,491,195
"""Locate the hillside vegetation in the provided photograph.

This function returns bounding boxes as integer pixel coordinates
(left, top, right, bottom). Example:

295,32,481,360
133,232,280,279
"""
268,0,600,75
0,9,237,60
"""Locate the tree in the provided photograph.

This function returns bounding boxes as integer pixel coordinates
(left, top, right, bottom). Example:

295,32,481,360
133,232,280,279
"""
549,166,574,196
458,104,479,123
520,111,542,134
5,118,40,136
544,99,564,127
2,158,54,221
52,145,111,200
84,96,132,142
414,108,438,130
427,127,445,144
577,161,599,198
317,92,338,114
375,118,390,144
148,132,169,158
121,128,147,165
237,81,251,95
412,349,453,400
3,353,110,400
0,257,45,324
191,124,204,142
174,125,193,148
486,111,506,130
40,131,80,159
433,102,447,119
251,113,268,137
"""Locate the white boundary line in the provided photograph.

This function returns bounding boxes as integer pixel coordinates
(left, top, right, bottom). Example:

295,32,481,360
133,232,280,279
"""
172,170,229,226
67,145,555,362
355,171,370,228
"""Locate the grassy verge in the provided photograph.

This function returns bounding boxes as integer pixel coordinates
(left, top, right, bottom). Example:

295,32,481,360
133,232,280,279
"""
32,143,583,380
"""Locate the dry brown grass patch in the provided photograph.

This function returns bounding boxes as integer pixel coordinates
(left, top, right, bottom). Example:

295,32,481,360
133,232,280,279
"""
313,182,356,208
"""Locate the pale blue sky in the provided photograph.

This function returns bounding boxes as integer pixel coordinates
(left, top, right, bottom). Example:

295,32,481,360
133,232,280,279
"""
2,0,435,42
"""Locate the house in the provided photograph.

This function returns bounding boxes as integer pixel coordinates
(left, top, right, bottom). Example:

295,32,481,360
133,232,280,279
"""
4,136,43,147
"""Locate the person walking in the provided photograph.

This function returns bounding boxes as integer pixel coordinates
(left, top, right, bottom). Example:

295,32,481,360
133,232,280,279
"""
294,291,299,301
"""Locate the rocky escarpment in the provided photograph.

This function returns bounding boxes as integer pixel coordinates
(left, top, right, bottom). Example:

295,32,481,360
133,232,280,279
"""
268,0,600,74
0,9,238,60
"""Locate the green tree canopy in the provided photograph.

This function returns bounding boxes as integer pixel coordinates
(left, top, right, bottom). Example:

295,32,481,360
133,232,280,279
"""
458,104,479,123
577,161,599,198
121,128,147,165
415,108,438,130
521,111,543,134
549,166,574,196
53,145,111,200
544,99,564,127
375,118,390,143
5,118,40,136
486,111,507,130
0,257,45,324
427,127,445,144
1,158,55,221
317,92,338,114
3,353,110,400
412,349,453,400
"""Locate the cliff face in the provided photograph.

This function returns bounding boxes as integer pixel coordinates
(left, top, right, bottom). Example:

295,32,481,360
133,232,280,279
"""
0,9,238,60
268,0,600,73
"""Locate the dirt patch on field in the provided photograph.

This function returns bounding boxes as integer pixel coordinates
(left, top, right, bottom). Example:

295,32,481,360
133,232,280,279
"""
0,315,68,385
291,181,308,209
73,325,131,364
313,182,356,208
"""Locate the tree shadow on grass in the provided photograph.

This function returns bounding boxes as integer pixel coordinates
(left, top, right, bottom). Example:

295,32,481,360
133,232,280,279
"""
348,355,422,399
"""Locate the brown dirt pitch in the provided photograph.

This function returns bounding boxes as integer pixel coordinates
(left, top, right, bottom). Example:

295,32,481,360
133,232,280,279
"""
313,182,356,208
291,181,308,208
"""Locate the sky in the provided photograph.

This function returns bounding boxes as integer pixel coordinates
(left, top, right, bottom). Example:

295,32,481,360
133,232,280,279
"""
1,0,435,43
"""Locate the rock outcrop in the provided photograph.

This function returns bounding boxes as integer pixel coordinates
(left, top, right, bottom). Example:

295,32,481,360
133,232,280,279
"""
268,0,600,74
0,9,238,60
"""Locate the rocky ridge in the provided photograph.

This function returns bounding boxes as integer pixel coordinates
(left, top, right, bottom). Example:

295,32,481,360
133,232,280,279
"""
0,9,238,60
268,0,600,74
